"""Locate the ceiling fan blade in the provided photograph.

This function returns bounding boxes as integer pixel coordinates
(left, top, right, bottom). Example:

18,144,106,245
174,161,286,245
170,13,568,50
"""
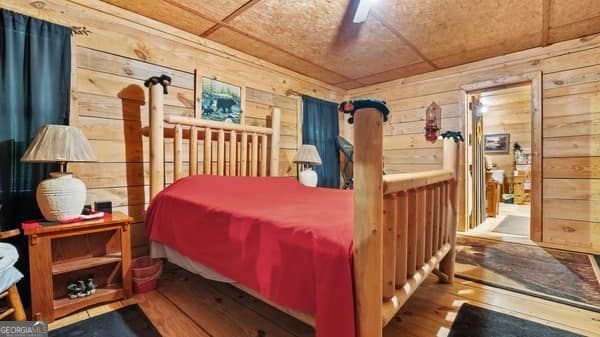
353,0,374,23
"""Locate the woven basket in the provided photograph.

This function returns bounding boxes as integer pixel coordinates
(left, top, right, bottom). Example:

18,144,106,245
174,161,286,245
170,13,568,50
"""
132,256,163,293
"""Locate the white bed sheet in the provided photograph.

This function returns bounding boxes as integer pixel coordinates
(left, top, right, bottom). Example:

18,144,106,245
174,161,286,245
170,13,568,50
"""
150,241,234,283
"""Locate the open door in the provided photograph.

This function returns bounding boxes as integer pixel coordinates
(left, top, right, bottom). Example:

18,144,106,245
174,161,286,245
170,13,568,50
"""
468,95,486,229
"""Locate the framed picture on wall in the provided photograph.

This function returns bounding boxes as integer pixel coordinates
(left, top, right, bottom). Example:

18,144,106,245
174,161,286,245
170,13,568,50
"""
201,77,242,124
484,133,510,153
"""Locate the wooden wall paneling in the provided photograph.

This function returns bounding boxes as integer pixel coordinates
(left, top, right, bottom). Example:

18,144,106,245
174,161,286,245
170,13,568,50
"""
86,186,149,208
544,92,600,117
542,218,600,251
545,80,600,98
77,47,195,89
543,135,600,157
384,117,459,136
544,179,600,200
543,199,600,223
543,64,600,93
543,112,600,138
384,149,443,165
77,69,195,109
544,157,600,179
386,103,460,124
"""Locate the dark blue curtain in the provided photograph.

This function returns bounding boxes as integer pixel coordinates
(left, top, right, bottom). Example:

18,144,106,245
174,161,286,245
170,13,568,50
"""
0,9,71,305
302,96,340,188
0,9,70,229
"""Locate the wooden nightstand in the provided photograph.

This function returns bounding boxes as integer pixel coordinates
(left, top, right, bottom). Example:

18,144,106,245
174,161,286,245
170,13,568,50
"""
23,212,133,322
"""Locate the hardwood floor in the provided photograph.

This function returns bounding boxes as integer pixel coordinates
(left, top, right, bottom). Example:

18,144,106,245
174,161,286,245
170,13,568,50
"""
49,263,600,337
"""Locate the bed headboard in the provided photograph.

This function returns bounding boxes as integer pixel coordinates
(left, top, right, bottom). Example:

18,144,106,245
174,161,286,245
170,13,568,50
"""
146,79,281,199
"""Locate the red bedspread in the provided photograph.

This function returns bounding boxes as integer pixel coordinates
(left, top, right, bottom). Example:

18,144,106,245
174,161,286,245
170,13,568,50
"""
145,175,355,337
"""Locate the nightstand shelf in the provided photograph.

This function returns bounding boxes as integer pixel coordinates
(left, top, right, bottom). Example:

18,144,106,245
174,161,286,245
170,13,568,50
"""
52,253,122,275
24,212,133,322
53,285,123,319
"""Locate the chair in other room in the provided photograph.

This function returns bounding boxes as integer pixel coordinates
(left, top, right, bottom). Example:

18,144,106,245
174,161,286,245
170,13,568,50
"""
336,136,354,189
0,235,26,320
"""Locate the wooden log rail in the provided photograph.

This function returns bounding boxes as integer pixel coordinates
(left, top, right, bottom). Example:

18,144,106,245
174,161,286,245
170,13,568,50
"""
352,106,458,337
380,166,457,326
164,115,280,180
148,78,280,199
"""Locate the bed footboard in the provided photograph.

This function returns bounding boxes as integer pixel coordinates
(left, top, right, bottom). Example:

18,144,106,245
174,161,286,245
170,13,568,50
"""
351,107,458,337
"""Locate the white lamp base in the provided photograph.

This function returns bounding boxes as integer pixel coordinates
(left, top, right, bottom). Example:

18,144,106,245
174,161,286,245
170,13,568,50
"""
299,168,318,187
36,172,86,222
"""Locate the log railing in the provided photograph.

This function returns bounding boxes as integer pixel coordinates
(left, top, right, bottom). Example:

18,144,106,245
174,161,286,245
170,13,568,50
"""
380,168,457,325
352,107,458,337
147,79,281,199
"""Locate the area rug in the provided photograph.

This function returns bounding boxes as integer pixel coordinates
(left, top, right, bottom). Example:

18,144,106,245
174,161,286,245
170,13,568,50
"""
49,304,161,337
448,303,583,337
492,215,530,236
455,236,600,312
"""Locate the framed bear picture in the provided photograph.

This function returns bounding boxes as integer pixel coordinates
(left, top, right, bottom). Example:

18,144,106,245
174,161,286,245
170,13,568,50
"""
201,77,242,124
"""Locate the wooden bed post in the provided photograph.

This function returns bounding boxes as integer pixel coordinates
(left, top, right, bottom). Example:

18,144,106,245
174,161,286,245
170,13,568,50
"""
270,107,281,176
148,82,165,199
352,107,384,337
439,138,458,283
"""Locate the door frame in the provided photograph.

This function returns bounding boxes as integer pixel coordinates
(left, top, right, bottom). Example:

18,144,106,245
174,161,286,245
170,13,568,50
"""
459,71,543,241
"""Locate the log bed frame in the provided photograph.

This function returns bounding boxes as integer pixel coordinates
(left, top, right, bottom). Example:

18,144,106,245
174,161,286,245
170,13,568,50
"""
145,80,458,337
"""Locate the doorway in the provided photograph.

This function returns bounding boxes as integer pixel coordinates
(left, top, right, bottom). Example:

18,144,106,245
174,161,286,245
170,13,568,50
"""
460,71,542,242
466,83,533,238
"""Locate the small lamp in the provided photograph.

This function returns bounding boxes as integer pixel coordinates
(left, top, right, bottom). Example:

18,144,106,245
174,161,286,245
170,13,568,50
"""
21,125,96,222
293,144,322,187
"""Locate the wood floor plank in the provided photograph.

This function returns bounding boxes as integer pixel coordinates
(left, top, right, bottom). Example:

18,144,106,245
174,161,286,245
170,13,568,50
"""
127,290,211,337
86,301,124,317
158,269,300,337
48,310,90,331
208,281,314,337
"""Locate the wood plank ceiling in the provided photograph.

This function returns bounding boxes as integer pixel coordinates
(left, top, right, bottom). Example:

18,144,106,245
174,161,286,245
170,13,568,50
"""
102,0,600,89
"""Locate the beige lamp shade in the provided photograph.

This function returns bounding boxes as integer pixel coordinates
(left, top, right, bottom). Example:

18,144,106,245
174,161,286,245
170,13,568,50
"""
21,124,96,163
293,144,322,166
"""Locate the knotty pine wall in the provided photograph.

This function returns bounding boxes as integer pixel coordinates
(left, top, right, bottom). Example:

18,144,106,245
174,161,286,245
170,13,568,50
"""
2,0,344,256
349,35,600,252
480,84,532,193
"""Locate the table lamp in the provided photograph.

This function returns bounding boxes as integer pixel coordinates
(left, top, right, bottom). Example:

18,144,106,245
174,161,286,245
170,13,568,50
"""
293,144,322,187
21,125,97,222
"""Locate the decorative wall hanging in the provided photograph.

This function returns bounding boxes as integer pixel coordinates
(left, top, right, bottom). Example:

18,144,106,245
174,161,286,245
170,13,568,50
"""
484,133,510,153
424,102,441,143
201,78,242,124
71,26,92,36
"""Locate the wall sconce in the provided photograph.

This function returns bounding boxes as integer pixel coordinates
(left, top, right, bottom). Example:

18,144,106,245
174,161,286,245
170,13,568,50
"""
424,102,442,143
